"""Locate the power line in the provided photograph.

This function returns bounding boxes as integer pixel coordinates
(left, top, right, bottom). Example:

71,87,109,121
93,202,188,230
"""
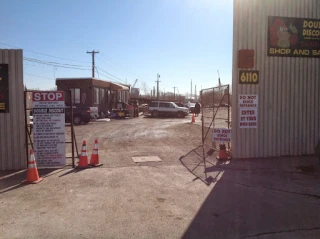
0,42,90,63
24,73,54,81
95,66,126,83
99,52,149,81
23,58,91,70
96,71,127,85
96,55,136,82
24,57,90,68
95,66,100,78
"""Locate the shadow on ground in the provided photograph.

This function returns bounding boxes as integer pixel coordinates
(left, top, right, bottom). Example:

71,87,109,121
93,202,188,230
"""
0,168,71,194
180,149,320,238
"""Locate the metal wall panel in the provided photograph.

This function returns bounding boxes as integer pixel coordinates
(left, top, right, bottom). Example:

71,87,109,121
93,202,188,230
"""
232,0,320,158
0,49,25,170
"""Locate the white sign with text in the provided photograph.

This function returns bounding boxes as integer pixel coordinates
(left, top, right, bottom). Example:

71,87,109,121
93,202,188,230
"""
212,128,232,143
32,91,66,168
239,95,258,128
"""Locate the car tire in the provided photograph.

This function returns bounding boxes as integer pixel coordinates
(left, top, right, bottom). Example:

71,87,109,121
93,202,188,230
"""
177,111,185,118
73,116,82,125
152,111,159,118
83,119,90,124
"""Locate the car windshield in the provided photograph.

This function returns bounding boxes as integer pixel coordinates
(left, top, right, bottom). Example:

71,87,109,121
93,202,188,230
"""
171,102,178,108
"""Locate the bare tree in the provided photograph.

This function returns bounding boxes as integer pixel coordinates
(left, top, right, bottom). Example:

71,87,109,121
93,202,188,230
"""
140,81,150,95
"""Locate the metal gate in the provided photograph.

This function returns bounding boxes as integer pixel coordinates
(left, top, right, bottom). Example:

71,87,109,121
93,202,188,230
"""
24,89,79,168
179,84,231,184
200,84,231,150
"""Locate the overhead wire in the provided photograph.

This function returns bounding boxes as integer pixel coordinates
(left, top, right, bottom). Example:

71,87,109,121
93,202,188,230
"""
24,73,54,81
0,41,142,85
23,57,91,70
95,66,126,83
98,52,149,81
24,57,90,67
0,42,91,63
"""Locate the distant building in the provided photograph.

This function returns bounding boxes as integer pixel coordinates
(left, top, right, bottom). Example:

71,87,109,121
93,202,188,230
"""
56,77,130,115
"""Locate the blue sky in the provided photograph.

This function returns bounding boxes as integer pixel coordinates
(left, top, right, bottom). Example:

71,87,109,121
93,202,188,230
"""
1,0,233,95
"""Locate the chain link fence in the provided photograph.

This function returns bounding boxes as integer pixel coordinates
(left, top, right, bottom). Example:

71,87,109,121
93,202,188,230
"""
200,85,231,150
179,85,231,184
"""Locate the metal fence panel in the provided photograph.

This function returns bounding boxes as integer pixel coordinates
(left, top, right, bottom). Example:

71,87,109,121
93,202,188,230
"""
201,85,231,149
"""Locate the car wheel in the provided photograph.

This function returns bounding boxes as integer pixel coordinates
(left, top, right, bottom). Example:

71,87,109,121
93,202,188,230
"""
73,116,82,125
152,111,159,117
177,111,185,118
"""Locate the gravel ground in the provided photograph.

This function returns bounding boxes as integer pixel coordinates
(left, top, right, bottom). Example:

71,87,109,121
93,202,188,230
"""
1,113,320,239
66,114,204,168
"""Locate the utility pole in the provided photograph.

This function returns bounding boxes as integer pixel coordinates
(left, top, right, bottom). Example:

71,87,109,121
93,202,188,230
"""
173,87,177,101
86,50,99,78
156,73,161,101
190,79,192,100
195,85,197,101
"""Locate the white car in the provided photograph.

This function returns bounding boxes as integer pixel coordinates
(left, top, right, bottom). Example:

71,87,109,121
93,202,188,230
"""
145,101,189,118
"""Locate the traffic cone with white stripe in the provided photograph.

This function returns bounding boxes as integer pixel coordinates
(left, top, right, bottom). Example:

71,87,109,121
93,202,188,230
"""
77,140,89,169
25,150,43,184
89,139,103,167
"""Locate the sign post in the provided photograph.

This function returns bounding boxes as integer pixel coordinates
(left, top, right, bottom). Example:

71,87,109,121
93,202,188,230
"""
32,91,66,168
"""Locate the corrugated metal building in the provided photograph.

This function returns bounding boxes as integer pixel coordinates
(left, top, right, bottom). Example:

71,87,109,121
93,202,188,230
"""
0,49,25,170
232,0,320,158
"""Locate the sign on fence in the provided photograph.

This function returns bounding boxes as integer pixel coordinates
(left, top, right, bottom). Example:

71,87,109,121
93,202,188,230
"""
32,91,66,168
239,95,258,128
212,128,232,143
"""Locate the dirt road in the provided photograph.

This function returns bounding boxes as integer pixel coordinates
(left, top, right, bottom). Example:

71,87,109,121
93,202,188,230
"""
66,115,203,167
1,113,320,239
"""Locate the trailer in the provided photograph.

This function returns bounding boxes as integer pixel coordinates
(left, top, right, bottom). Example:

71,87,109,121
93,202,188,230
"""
56,77,130,117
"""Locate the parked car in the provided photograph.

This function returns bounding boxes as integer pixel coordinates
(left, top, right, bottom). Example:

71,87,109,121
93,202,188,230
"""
187,103,196,113
174,102,190,109
144,101,189,118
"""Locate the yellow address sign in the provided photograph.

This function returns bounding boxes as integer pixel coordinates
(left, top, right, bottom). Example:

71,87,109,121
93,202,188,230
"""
239,70,259,84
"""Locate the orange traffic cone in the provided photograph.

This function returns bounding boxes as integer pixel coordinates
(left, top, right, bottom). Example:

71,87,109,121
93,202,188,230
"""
191,113,195,123
25,150,43,184
216,144,230,161
77,140,89,169
89,139,103,167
